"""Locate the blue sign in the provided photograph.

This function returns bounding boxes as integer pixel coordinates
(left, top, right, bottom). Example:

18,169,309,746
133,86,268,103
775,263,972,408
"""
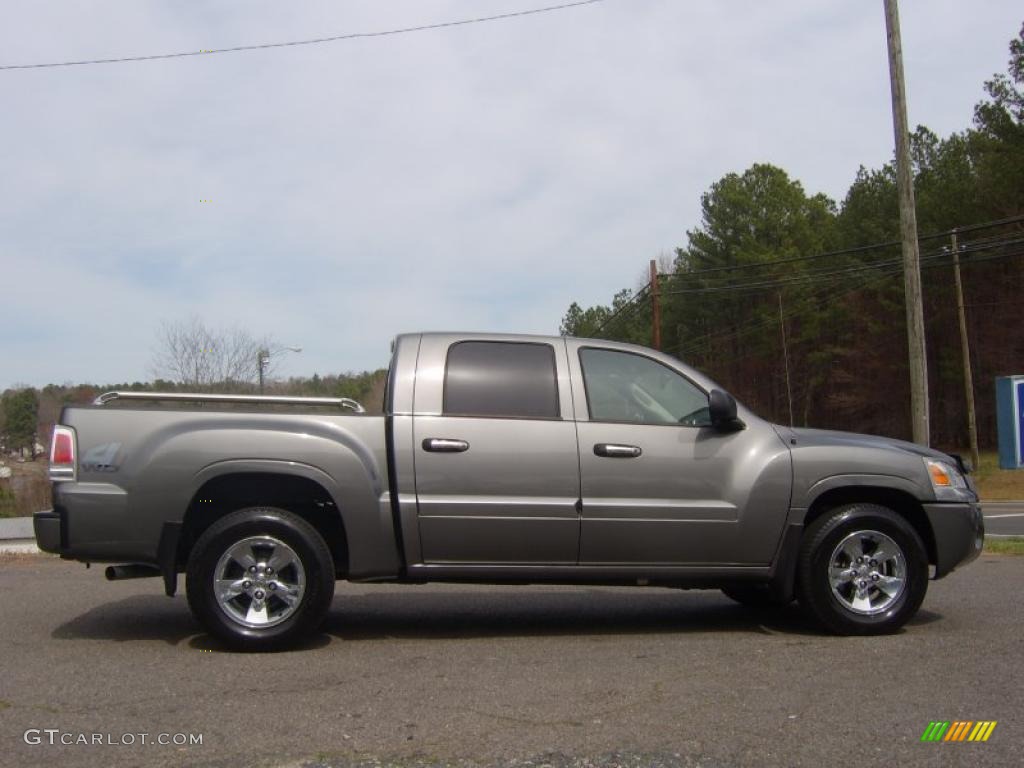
1019,381,1024,465
996,376,1024,470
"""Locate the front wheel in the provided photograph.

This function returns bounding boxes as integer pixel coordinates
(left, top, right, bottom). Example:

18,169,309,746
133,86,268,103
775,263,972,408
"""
186,507,335,651
796,503,928,635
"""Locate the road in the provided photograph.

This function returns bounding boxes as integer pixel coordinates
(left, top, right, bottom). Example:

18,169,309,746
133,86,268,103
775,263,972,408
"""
981,501,1024,536
0,553,1021,768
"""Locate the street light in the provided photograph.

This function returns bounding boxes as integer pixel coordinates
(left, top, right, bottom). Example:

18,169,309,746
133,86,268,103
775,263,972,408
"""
258,346,302,394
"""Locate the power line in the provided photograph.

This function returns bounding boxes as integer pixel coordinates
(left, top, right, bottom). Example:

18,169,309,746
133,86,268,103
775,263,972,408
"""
705,246,1024,370
660,235,1024,297
668,245,1024,359
677,269,901,369
580,216,1024,341
578,241,1024,359
589,285,650,335
670,264,912,361
586,232,1023,339
669,214,1024,281
949,214,1024,235
671,242,1024,357
674,239,901,280
661,252,942,296
0,0,606,71
954,246,1024,270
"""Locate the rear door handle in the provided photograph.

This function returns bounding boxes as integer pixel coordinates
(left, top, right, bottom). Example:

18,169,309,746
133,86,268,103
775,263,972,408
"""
594,443,642,458
422,438,470,453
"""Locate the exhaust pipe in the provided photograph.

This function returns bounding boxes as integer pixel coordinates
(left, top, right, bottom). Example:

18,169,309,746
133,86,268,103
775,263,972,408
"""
105,564,161,581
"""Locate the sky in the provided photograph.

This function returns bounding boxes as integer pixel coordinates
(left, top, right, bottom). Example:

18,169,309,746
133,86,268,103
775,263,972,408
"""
1,0,1021,388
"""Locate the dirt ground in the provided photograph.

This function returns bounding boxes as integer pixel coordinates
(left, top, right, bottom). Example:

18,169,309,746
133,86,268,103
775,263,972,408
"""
0,457,50,517
973,452,1024,500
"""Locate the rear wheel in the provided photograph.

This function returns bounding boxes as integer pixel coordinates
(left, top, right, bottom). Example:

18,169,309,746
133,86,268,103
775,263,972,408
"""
186,507,335,651
796,503,927,635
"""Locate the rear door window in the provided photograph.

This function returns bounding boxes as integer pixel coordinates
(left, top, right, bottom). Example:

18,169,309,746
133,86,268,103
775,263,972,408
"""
444,341,559,419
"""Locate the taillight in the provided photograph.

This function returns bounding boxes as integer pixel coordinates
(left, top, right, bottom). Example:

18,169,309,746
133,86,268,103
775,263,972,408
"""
49,426,76,481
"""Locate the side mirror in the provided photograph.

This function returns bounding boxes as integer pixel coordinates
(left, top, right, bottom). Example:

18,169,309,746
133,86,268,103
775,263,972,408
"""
708,389,744,432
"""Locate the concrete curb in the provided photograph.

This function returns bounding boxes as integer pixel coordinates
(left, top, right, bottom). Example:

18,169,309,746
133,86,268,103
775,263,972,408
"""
0,516,40,554
0,517,34,538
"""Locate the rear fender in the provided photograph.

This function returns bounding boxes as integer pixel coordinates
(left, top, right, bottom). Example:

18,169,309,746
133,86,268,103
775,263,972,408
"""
185,458,401,580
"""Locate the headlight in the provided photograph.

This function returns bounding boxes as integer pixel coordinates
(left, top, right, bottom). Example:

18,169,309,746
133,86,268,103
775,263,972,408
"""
924,458,968,500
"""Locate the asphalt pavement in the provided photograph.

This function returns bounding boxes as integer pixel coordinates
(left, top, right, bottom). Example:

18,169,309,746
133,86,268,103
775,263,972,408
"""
0,553,1020,768
981,501,1024,536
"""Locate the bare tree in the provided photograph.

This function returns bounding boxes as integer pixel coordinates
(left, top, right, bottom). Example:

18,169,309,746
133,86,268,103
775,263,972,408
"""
150,317,277,388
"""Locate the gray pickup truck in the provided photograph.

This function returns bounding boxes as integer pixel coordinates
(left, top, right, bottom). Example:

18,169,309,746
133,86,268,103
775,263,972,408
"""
35,332,983,650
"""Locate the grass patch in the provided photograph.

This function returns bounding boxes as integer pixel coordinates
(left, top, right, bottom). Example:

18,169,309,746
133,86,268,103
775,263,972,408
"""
984,537,1024,555
0,459,51,517
973,452,1024,501
0,486,16,518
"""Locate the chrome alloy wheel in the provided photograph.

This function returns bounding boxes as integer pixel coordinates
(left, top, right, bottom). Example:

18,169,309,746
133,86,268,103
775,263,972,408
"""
213,536,306,629
828,530,906,615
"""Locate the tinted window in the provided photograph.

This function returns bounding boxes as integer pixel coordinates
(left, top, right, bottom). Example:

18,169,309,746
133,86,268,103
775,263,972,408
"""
444,341,559,419
580,348,710,426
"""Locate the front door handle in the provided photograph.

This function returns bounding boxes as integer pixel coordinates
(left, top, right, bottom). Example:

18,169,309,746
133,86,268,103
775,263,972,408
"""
594,443,642,458
422,438,470,453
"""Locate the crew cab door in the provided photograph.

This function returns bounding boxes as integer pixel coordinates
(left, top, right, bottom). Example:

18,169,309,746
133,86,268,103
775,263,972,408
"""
412,337,581,564
567,341,790,565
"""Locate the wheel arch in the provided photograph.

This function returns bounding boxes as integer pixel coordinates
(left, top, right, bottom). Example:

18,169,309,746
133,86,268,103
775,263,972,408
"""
178,466,349,578
802,485,937,567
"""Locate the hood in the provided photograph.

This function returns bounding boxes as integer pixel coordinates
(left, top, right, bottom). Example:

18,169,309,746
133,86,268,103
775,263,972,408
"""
780,426,959,464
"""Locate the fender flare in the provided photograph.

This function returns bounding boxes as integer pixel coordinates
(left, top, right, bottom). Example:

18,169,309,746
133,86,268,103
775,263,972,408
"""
768,474,931,602
797,474,929,517
177,458,400,581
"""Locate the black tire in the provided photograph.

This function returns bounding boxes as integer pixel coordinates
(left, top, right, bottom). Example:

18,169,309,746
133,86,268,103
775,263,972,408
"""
721,584,789,608
796,503,927,635
186,506,335,651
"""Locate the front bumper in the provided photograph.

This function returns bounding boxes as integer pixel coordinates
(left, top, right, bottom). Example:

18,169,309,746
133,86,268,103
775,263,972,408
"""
923,501,984,578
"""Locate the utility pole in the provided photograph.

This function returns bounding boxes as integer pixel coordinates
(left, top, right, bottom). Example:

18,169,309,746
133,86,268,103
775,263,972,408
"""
257,349,268,394
257,345,300,394
778,293,794,427
649,259,662,350
951,230,980,470
884,0,930,446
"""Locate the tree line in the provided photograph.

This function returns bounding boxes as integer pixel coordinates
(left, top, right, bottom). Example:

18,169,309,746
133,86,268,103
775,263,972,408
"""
0,363,386,517
2,314,389,459
561,22,1024,451
1,367,387,461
